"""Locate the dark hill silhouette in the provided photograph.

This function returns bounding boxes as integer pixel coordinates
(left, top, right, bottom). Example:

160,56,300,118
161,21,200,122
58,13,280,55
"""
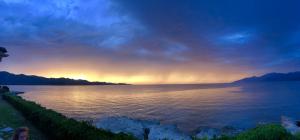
234,71,300,83
0,71,127,85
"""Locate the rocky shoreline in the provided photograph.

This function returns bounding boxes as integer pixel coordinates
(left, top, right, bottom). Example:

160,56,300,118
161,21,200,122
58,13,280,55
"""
95,116,300,140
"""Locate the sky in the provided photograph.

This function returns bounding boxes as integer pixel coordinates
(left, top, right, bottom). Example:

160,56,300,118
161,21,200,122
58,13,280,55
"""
0,0,300,84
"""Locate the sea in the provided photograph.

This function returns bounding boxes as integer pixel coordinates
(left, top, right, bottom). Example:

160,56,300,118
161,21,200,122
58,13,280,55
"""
10,82,300,139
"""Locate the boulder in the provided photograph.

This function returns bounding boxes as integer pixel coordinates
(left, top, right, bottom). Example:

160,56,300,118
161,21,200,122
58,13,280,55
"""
221,126,243,136
0,127,13,133
281,116,300,134
196,127,221,140
195,126,243,139
96,116,191,140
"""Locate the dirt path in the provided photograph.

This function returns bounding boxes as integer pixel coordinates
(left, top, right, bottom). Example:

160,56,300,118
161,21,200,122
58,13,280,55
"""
0,95,47,140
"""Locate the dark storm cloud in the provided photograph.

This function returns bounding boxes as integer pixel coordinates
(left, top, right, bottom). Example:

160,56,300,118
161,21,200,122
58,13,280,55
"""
112,0,300,69
1,0,300,83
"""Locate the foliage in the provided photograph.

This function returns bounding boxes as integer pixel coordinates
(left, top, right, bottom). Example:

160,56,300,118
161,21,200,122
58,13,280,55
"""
0,95,46,140
193,124,299,140
295,133,300,140
233,124,295,140
2,93,137,140
0,86,10,93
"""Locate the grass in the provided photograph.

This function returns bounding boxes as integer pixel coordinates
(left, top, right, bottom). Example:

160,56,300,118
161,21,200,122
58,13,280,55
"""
2,93,137,140
0,93,47,140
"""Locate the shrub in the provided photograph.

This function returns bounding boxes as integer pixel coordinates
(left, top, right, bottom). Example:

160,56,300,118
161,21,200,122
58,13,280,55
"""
295,133,300,140
2,93,137,140
0,86,10,93
233,124,294,140
193,124,298,140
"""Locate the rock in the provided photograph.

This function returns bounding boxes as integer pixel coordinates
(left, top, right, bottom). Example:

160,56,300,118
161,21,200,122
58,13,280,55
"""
0,127,13,133
143,128,150,140
195,126,243,139
297,121,300,127
96,116,191,140
221,126,243,136
281,116,300,134
196,127,221,140
10,91,25,95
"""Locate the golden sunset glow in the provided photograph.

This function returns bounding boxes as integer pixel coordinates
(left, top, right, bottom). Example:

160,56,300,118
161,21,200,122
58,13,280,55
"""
1,65,250,84
1,1,300,140
1,0,295,85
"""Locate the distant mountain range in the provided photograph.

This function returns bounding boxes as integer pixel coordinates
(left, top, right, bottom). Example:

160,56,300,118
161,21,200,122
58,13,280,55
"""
1,71,300,85
0,71,127,85
234,72,300,83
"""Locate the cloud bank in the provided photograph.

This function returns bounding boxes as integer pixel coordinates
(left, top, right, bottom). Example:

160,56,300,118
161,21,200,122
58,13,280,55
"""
0,0,300,84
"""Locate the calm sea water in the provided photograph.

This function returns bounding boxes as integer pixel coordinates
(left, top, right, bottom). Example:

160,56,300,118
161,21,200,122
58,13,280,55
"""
10,82,300,134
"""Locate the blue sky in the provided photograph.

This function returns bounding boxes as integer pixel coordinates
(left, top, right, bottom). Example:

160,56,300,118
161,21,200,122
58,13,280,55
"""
0,0,300,84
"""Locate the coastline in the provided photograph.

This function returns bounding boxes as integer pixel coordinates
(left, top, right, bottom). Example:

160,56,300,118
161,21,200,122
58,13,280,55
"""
0,92,47,140
1,92,300,140
2,93,136,140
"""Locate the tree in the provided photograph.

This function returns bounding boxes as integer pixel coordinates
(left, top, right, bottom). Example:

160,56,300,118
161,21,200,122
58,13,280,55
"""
1,86,10,92
0,47,9,93
0,47,8,62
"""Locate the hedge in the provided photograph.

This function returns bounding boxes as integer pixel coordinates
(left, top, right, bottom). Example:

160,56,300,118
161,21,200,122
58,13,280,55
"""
2,93,137,140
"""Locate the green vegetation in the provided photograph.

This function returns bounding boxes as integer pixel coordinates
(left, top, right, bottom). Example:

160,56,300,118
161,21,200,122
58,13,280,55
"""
193,124,299,140
2,93,137,140
295,133,300,140
0,93,46,140
233,124,295,140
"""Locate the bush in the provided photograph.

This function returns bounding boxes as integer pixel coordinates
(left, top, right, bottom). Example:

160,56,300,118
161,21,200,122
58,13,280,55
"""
0,86,10,93
233,124,294,140
295,133,300,140
2,93,137,140
193,124,299,140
